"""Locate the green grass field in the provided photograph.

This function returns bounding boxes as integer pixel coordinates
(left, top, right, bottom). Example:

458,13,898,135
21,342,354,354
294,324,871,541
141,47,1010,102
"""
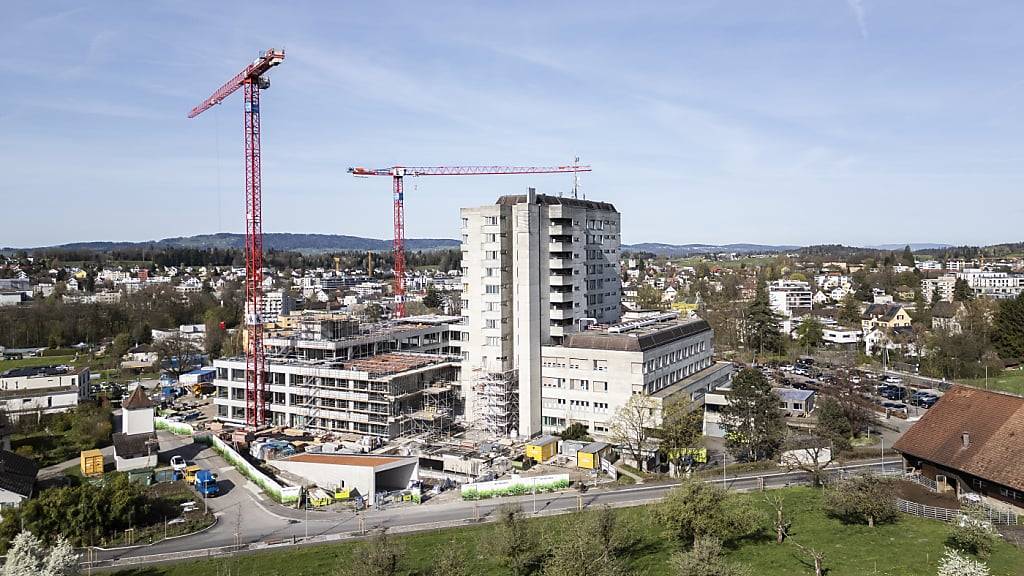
111,488,1024,576
0,355,76,372
960,371,1024,397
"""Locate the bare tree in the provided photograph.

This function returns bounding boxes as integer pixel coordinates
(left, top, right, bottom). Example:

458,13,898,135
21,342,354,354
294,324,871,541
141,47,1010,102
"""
780,439,836,487
764,493,790,544
152,332,202,380
610,394,658,471
790,540,826,576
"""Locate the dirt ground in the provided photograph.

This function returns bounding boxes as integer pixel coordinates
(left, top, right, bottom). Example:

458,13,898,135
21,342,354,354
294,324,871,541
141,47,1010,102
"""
893,480,960,508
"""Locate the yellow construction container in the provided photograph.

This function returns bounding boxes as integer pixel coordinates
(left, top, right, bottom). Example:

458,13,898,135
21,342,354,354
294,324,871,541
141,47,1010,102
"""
80,449,104,477
576,442,610,470
525,435,559,462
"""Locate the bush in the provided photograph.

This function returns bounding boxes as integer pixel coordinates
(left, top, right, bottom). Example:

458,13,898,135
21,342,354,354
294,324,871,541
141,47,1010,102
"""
948,506,999,559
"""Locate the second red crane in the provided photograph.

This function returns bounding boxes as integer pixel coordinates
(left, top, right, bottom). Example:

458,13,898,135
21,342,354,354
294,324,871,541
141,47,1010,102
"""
348,164,592,317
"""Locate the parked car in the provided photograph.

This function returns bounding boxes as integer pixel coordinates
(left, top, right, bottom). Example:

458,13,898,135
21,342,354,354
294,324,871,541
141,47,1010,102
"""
882,401,908,414
170,455,188,473
884,375,903,384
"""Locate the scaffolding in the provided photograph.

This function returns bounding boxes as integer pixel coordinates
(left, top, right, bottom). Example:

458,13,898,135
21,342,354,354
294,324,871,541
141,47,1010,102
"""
403,380,458,439
473,368,518,437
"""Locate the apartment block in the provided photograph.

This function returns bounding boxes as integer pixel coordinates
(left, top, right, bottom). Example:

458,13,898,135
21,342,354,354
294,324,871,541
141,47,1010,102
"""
768,280,813,317
958,269,1024,300
0,366,90,421
459,189,621,437
922,275,956,303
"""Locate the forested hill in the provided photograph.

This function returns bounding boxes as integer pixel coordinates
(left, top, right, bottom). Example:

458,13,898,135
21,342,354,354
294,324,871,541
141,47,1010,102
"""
6,233,461,254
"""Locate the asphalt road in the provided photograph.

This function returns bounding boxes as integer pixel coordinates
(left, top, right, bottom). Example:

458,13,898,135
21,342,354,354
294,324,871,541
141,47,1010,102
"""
90,456,902,567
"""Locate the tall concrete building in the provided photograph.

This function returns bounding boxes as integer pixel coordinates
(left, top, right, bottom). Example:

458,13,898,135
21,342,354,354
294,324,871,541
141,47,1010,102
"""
460,189,621,437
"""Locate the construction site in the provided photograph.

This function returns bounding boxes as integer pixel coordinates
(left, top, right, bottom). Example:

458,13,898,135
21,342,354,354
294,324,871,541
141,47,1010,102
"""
191,47,708,510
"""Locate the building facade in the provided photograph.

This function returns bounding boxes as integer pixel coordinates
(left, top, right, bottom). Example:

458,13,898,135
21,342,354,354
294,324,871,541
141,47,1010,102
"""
768,280,813,317
460,190,622,436
0,366,89,421
537,314,732,439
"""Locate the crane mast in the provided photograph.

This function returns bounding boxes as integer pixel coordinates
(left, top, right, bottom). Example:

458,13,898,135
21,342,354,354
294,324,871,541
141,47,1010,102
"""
348,163,593,317
189,48,284,429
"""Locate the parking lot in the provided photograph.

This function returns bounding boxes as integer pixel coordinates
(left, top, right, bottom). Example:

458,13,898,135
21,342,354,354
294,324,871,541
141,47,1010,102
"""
757,359,944,421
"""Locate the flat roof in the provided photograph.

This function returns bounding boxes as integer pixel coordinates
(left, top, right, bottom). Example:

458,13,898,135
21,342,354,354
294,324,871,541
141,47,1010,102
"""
563,316,712,353
283,453,414,468
776,388,815,402
650,361,734,399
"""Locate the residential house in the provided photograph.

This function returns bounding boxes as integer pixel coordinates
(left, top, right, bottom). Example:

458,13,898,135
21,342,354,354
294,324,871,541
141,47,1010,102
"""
931,301,966,334
861,303,912,333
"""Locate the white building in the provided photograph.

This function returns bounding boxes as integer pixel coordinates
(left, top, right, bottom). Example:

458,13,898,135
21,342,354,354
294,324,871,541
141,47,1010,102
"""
0,366,89,422
460,190,622,437
262,290,295,321
270,453,418,506
958,269,1024,300
768,280,812,318
113,385,159,472
538,314,732,440
822,326,862,345
922,275,956,303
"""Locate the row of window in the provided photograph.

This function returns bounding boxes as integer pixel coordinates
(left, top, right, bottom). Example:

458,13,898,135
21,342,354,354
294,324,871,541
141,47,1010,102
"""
542,358,609,371
645,357,712,394
542,377,610,392
541,416,610,435
644,340,707,374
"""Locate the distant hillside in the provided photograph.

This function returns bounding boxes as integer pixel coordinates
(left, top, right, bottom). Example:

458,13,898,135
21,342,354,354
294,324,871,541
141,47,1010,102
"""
622,243,799,256
867,243,952,251
10,233,460,254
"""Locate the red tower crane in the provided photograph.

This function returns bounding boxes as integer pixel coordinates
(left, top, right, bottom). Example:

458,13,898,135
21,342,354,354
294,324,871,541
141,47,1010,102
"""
348,164,592,317
188,48,285,428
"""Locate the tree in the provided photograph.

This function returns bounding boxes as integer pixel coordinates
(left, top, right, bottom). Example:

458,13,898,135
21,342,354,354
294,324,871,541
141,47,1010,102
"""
542,511,629,576
609,394,658,470
823,474,899,527
432,540,469,576
2,532,78,576
937,547,990,576
790,539,827,576
558,422,592,442
764,493,790,544
422,287,443,311
671,536,750,576
795,317,824,349
635,285,665,310
779,438,835,487
953,278,974,302
657,400,703,475
152,332,202,380
488,505,542,576
341,529,402,576
744,283,785,356
901,245,916,268
656,479,759,548
720,369,785,462
948,506,999,559
814,397,853,452
992,293,1024,361
837,294,862,326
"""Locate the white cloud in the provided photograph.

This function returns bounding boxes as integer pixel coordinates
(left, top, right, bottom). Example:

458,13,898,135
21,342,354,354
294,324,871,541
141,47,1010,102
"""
846,0,869,38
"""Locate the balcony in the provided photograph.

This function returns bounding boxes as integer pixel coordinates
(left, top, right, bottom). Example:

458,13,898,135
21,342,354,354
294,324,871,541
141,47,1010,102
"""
550,273,574,286
549,257,574,269
549,307,573,320
549,223,574,235
549,241,573,252
549,290,573,303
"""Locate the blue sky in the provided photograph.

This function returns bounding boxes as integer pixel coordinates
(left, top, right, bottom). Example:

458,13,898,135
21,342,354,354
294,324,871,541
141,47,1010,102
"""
3,1,1024,248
